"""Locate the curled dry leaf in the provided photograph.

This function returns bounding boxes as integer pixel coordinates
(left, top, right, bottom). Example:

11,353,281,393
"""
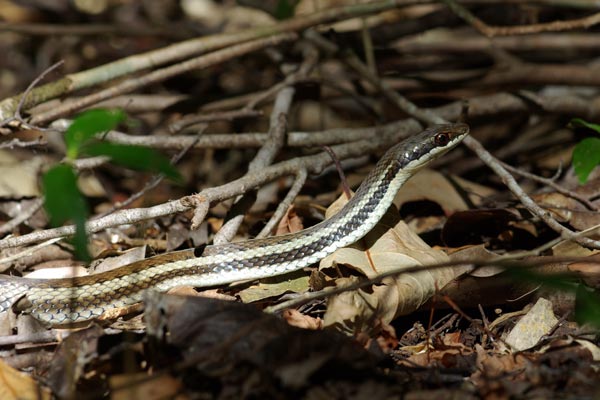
393,169,495,213
319,194,471,335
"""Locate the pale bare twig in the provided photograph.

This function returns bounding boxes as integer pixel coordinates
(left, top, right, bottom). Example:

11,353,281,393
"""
0,199,44,236
0,60,64,131
442,0,600,37
169,109,263,133
0,120,422,250
95,126,208,219
256,168,308,238
30,34,298,125
264,255,600,314
309,30,600,250
321,145,352,199
0,137,46,149
214,86,295,244
500,161,598,211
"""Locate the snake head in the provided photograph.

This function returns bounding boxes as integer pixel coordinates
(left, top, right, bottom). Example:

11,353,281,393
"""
397,123,469,171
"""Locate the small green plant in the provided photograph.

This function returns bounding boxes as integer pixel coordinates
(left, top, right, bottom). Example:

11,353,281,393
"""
570,118,600,184
42,109,181,261
507,269,600,329
274,0,299,19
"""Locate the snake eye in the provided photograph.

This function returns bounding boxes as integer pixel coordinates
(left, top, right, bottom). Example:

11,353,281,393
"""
434,132,450,147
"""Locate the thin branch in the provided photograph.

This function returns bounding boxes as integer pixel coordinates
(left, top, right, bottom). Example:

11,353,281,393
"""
0,199,44,236
30,34,297,125
500,161,598,211
214,86,295,245
264,255,600,314
168,109,262,133
442,0,600,37
0,119,423,250
309,30,600,249
95,126,208,219
256,168,308,238
0,60,64,130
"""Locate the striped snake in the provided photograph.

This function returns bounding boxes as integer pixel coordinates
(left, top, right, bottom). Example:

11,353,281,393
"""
0,123,468,324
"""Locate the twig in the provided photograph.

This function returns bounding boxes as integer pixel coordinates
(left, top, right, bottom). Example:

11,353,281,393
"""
214,86,295,244
321,145,352,199
0,329,69,346
168,109,263,133
0,137,46,149
0,22,185,38
500,161,598,211
256,168,308,238
0,199,44,236
263,255,600,314
0,60,64,130
442,0,600,37
30,34,298,125
95,126,208,219
0,238,63,272
0,119,423,250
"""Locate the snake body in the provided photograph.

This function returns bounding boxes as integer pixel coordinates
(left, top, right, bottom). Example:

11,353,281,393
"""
0,123,468,324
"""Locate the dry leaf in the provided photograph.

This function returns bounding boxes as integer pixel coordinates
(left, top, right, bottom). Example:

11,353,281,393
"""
0,358,51,400
275,206,304,235
320,194,471,334
283,309,323,330
110,372,184,400
392,169,494,212
505,297,558,351
238,271,309,303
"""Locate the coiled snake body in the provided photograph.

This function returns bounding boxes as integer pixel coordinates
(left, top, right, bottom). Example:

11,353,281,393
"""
0,123,468,324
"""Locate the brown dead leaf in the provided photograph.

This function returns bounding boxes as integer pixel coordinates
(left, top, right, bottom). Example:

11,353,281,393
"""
110,372,185,400
320,194,472,334
568,259,600,288
282,309,323,330
275,206,304,235
393,169,494,212
399,336,473,369
471,344,528,383
0,358,51,400
532,191,600,232
237,271,310,303
552,240,598,258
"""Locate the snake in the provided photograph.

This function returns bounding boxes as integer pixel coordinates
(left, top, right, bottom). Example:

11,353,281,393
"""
0,123,468,325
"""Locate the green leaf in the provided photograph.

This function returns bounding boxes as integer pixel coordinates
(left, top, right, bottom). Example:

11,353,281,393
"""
572,137,600,183
82,142,182,182
42,164,90,261
274,0,298,19
506,269,577,292
65,109,125,159
569,118,600,134
575,285,600,329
